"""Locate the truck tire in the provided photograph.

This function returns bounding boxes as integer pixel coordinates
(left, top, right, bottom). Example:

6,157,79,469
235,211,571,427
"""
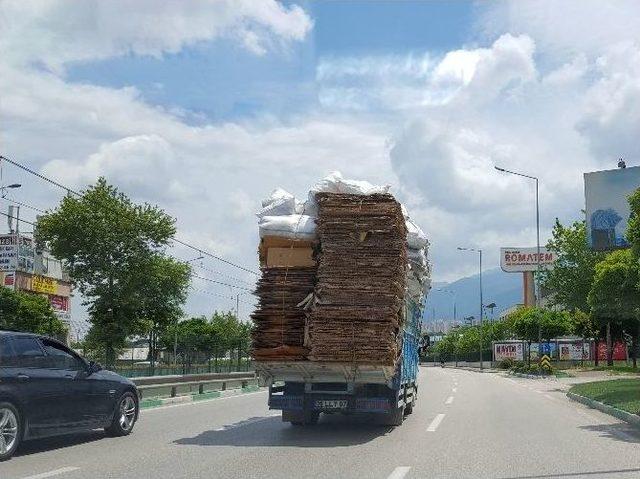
405,400,414,415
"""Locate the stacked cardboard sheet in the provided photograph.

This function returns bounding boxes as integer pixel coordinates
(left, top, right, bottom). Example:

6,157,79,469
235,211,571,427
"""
251,266,315,361
308,193,408,365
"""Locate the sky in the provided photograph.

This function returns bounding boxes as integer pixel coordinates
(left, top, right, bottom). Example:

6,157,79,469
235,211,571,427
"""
1,0,640,325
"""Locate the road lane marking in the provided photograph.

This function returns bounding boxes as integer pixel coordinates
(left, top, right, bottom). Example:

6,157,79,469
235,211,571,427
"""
452,387,457,393
387,466,411,479
21,467,80,479
445,396,454,405
544,394,553,400
427,413,446,432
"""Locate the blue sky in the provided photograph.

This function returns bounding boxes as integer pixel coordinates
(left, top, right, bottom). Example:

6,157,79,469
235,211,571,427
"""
67,1,476,122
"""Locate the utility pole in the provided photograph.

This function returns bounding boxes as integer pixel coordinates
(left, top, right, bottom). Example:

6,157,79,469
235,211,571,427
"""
458,247,483,370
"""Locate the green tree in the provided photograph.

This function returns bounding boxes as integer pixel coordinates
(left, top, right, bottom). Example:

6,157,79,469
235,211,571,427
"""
623,187,640,367
0,287,66,337
131,255,191,373
507,307,542,364
588,249,640,367
36,178,185,368
541,219,604,312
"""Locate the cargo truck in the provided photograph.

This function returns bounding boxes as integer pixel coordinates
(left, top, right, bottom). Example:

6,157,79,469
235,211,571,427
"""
255,297,421,426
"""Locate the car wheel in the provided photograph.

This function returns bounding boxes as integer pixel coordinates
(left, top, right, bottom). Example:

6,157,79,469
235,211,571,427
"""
106,392,138,437
0,402,21,461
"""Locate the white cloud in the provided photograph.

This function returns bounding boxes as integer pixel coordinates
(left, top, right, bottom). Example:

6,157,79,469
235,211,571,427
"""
0,0,312,71
2,0,640,293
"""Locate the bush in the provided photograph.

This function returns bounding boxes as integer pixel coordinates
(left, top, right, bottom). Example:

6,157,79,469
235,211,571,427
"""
498,358,514,369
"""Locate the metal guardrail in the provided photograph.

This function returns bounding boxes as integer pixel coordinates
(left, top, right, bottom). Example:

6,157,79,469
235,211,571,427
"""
132,372,257,399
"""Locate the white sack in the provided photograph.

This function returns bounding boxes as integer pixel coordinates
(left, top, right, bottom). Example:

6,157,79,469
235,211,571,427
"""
307,171,391,211
257,188,298,219
258,214,317,240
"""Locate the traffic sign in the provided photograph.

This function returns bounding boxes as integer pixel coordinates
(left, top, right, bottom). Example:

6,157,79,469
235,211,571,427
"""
539,354,551,371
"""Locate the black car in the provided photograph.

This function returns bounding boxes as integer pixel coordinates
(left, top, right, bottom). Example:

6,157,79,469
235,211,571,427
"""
0,330,139,460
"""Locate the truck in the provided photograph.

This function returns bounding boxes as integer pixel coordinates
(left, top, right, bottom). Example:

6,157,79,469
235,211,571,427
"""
255,297,421,426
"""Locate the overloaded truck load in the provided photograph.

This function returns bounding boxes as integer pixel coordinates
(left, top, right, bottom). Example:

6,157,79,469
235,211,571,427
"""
251,172,431,426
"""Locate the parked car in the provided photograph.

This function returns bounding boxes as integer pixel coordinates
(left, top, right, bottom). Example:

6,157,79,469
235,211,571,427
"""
0,330,139,460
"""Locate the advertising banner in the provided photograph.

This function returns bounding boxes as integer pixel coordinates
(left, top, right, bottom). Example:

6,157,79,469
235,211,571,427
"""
559,342,590,360
595,341,628,361
0,272,15,290
32,275,57,294
0,235,34,272
494,342,524,361
585,166,640,250
49,295,69,312
500,247,556,272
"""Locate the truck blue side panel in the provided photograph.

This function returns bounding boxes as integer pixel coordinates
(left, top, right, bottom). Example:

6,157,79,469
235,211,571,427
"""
400,298,422,384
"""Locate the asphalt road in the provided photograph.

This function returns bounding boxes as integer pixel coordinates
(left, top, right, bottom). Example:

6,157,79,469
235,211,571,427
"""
3,367,640,479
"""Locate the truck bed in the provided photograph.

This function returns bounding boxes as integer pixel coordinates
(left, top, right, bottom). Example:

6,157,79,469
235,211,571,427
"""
255,360,398,387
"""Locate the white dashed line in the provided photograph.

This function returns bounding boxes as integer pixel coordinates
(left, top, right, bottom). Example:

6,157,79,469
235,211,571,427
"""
387,466,411,479
452,387,457,393
445,396,454,405
21,467,80,479
427,413,446,432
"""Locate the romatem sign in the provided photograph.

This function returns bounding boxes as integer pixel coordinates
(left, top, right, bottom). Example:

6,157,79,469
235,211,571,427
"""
500,247,556,273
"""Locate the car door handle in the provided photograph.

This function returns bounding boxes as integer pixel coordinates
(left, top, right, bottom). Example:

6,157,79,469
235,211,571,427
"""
17,373,30,382
64,374,74,379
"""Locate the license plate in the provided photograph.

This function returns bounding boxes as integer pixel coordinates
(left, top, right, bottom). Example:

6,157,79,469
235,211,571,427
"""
315,399,348,409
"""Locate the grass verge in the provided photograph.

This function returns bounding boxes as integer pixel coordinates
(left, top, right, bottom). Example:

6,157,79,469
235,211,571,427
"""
569,379,640,415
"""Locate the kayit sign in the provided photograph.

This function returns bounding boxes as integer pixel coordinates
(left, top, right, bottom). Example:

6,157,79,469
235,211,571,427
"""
500,247,557,273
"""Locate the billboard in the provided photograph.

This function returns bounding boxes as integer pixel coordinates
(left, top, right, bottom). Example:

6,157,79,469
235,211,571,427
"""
0,234,34,272
494,342,524,361
500,247,556,272
585,166,640,250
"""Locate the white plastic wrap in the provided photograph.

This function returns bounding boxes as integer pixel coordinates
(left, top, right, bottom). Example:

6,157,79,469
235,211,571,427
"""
258,214,317,240
306,171,391,213
257,188,298,219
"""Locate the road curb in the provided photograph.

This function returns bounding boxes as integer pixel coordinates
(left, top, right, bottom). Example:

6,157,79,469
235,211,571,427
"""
140,386,266,409
450,366,499,374
567,392,640,428
509,372,544,380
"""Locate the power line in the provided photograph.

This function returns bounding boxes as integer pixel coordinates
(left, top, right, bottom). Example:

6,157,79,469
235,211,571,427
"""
192,262,255,286
0,153,259,276
2,195,47,214
172,238,258,276
0,155,79,195
0,211,37,227
189,287,255,304
191,273,254,292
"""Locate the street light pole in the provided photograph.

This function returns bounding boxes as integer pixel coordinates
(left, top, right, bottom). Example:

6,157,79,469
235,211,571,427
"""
458,247,483,370
494,166,541,307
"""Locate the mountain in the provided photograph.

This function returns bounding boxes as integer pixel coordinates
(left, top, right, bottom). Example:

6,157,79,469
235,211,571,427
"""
424,267,522,330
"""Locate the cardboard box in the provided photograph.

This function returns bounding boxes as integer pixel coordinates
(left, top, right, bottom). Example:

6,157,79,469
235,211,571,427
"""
266,247,315,268
259,235,315,266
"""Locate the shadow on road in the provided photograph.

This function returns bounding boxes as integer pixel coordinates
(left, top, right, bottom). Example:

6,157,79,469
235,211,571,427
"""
578,423,640,444
175,413,393,448
16,430,105,457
